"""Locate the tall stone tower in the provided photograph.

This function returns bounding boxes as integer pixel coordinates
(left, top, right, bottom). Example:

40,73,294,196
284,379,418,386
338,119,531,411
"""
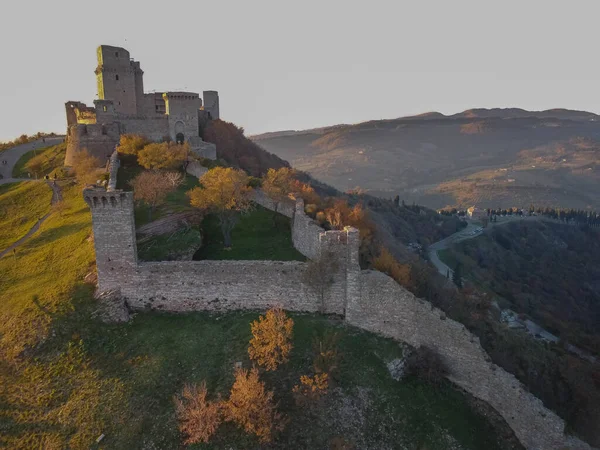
95,45,143,115
203,91,220,119
83,187,138,292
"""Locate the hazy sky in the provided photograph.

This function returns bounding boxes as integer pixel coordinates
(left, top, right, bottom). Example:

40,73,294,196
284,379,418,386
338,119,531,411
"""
0,0,598,141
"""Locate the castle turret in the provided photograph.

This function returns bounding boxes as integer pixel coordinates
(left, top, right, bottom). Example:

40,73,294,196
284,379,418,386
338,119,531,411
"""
83,188,138,291
203,91,220,120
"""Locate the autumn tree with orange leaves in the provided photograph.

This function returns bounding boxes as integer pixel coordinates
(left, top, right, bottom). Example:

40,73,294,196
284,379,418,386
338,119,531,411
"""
323,199,376,262
174,382,223,444
261,167,295,217
373,247,414,290
117,134,151,156
248,308,294,371
188,167,253,248
138,141,190,171
225,367,284,443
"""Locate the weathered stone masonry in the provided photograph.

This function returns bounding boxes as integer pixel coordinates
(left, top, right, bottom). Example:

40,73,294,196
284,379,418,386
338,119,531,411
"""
84,171,593,450
65,45,218,166
84,184,358,316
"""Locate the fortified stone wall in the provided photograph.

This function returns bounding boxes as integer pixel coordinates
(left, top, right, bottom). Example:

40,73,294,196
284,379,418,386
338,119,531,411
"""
141,93,166,116
106,150,119,191
347,270,592,450
292,198,323,260
118,116,170,141
252,190,295,218
84,156,593,450
188,137,217,159
65,123,121,165
121,260,325,313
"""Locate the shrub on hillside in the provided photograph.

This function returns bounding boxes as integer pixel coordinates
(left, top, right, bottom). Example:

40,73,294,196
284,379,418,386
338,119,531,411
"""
373,247,414,290
292,373,329,406
312,330,341,376
130,171,178,221
405,346,449,385
203,120,289,176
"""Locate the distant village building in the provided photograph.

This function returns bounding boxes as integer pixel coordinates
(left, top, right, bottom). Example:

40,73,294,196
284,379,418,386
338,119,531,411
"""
467,206,486,220
64,45,218,166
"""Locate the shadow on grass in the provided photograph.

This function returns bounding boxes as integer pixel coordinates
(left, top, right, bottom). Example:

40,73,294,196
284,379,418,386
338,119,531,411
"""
23,221,90,251
194,205,305,261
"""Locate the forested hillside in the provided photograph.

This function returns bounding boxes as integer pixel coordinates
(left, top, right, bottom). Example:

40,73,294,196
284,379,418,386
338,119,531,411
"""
447,221,600,355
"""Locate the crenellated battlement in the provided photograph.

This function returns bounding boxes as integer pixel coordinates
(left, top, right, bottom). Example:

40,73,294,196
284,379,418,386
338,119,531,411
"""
83,189,133,210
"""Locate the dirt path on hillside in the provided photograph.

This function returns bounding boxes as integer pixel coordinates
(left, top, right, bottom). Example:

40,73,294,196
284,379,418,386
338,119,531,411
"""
0,181,62,259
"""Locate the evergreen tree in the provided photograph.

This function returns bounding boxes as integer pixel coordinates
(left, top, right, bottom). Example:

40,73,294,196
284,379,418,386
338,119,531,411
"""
452,263,463,288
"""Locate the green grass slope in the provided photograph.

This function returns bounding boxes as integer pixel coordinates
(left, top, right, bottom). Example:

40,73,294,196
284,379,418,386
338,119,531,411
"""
0,181,53,252
194,205,305,261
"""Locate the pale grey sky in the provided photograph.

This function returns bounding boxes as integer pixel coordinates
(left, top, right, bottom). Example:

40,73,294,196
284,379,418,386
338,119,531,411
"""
0,0,598,141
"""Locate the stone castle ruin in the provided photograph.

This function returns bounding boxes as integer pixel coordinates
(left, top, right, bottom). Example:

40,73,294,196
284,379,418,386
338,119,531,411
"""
64,45,218,166
83,155,593,450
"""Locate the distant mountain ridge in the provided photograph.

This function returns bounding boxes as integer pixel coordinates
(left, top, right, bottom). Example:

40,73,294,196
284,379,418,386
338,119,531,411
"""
251,108,600,210
252,108,600,140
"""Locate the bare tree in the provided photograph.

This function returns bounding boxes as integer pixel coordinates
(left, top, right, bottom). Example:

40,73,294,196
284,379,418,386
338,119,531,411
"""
302,250,340,313
130,171,177,221
71,149,102,185
164,171,183,187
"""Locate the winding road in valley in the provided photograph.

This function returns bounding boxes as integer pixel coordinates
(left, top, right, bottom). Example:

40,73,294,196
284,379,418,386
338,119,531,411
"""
428,215,537,277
